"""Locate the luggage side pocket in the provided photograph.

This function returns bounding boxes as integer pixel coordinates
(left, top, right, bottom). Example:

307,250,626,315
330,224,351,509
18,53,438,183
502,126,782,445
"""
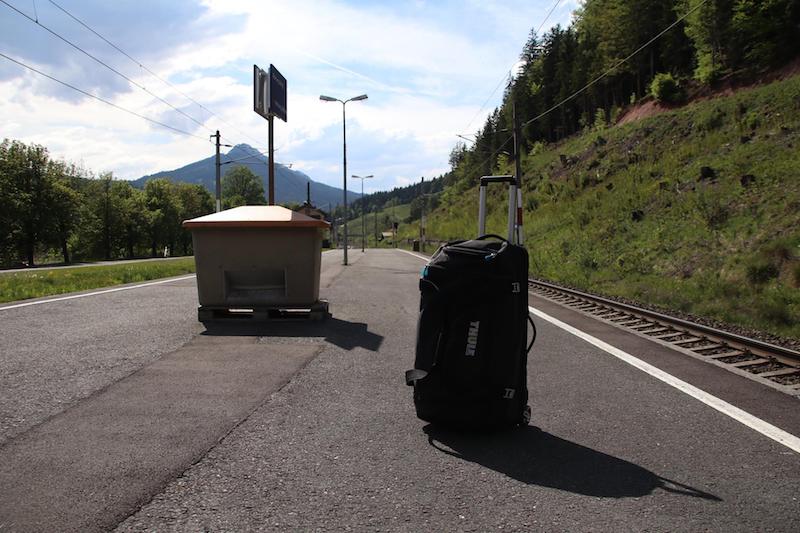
406,278,446,386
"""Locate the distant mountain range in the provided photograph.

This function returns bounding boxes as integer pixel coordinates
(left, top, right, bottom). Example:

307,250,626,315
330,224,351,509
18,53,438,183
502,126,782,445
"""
132,144,357,208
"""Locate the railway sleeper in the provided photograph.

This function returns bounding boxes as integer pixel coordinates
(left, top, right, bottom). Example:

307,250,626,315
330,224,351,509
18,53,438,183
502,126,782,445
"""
757,367,800,379
652,331,684,339
693,344,728,355
673,338,705,347
594,310,620,318
708,350,745,359
730,358,771,368
610,315,636,322
643,327,673,335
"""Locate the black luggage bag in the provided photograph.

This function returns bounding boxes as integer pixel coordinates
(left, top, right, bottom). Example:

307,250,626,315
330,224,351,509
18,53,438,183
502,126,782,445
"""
405,234,533,429
405,174,536,429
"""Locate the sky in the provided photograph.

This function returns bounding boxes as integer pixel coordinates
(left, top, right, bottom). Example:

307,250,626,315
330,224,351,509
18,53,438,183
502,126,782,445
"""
1,0,577,194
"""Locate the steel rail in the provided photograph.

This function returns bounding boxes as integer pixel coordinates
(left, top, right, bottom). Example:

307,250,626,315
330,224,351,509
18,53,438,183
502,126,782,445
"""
529,278,800,366
530,278,800,397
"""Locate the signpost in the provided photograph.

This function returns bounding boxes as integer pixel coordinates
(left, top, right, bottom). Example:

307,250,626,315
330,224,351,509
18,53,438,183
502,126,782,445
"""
253,64,287,205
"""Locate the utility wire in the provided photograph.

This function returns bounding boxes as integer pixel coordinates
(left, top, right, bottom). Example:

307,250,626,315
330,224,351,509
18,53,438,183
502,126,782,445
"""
469,0,709,177
461,0,564,134
2,0,212,133
222,153,268,165
0,52,208,141
521,0,708,128
45,0,268,151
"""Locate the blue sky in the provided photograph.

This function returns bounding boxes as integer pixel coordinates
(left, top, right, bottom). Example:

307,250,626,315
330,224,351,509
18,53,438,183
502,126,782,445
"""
1,0,577,193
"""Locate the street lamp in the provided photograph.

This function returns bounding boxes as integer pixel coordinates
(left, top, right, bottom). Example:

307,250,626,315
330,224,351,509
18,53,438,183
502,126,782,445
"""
320,93,368,266
352,174,373,252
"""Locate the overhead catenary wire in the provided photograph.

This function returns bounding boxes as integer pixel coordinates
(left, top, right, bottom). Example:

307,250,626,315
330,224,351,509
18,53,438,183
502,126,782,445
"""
469,0,710,177
1,0,213,134
461,0,564,134
521,0,709,129
0,52,208,141
45,0,268,152
222,152,269,165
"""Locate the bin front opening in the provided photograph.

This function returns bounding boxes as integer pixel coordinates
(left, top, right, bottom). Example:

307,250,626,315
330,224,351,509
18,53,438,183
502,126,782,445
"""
224,268,286,303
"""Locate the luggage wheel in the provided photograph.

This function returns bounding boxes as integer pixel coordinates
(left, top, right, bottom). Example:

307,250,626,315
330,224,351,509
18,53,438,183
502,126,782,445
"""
521,405,531,426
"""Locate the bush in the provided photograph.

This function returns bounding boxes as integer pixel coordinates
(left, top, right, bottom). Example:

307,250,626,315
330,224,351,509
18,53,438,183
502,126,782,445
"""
746,260,779,285
650,73,683,104
593,108,607,131
696,105,726,132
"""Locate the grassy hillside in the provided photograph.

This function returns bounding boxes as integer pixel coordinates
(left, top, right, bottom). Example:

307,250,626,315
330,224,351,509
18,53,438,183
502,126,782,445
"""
416,74,800,340
341,203,411,247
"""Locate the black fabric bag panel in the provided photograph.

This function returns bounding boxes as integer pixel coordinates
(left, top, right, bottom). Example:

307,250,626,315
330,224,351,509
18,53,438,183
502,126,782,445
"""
409,236,529,429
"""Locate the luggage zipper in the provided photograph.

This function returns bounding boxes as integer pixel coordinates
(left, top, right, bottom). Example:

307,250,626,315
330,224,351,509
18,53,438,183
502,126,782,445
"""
444,244,501,260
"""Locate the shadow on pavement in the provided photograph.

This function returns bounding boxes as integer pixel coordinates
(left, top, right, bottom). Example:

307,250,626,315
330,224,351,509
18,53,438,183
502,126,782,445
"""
424,425,721,500
201,317,384,352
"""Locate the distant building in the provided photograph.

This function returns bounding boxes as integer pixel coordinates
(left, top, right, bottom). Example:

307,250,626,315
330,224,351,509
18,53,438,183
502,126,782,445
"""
297,202,327,221
294,182,328,221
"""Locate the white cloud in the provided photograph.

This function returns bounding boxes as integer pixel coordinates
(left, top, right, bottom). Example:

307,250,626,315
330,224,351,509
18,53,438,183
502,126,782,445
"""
1,0,578,190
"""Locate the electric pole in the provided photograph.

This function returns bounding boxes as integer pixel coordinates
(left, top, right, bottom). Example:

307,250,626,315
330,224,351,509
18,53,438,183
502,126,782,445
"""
268,116,275,204
419,177,425,253
212,130,221,212
513,102,524,245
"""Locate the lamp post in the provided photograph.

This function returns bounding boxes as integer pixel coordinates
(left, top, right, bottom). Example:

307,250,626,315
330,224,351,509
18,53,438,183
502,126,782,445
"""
320,93,368,265
352,174,373,252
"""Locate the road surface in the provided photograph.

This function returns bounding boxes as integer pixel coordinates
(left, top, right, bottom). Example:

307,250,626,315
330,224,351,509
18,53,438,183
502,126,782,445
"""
1,249,798,532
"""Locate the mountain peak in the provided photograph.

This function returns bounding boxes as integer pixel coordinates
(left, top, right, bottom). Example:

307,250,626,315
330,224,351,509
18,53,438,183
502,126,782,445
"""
132,147,359,207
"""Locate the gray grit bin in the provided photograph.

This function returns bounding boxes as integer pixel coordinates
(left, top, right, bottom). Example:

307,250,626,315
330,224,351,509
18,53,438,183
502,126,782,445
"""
183,206,330,311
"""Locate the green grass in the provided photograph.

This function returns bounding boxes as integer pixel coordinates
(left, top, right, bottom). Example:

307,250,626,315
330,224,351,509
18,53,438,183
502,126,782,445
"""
418,74,800,340
0,258,196,304
341,202,411,248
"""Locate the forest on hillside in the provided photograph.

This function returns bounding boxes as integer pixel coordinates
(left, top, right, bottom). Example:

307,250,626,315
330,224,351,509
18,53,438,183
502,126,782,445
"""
3,0,798,267
0,140,285,267
405,0,800,339
446,0,800,186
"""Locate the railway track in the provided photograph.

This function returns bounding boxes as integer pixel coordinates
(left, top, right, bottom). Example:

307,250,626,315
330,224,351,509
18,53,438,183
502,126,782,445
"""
529,279,800,397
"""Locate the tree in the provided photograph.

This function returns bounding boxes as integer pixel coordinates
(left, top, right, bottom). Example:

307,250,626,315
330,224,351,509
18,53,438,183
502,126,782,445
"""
145,178,181,257
0,139,23,265
680,0,735,82
730,0,800,70
175,182,213,255
448,142,468,171
114,181,150,259
221,166,265,208
79,173,130,260
45,161,81,264
0,140,52,266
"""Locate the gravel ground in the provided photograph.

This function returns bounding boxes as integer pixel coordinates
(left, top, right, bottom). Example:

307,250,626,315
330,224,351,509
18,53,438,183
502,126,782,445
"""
529,278,800,353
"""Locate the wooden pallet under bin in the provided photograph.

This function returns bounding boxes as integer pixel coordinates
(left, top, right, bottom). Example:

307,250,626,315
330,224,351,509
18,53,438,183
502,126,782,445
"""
198,299,330,322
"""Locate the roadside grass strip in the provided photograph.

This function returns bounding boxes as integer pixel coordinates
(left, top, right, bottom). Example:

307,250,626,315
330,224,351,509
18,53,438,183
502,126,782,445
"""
0,258,196,305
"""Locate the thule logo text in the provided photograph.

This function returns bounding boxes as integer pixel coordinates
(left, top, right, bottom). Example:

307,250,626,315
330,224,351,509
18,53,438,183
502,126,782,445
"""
465,321,480,356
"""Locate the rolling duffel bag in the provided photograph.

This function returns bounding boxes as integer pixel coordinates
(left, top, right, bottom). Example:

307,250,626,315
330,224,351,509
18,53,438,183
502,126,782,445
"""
405,234,534,429
405,174,535,429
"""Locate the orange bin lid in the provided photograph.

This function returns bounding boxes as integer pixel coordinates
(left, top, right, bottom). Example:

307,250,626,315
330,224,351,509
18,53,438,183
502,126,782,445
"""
183,205,330,229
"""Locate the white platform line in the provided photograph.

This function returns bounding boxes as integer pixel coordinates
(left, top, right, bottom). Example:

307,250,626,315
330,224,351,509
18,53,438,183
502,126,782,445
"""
397,249,800,454
0,275,197,312
395,249,431,261
529,306,800,455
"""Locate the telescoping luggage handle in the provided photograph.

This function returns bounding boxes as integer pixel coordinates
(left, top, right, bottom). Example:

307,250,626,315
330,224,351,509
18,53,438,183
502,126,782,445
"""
478,175,524,245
